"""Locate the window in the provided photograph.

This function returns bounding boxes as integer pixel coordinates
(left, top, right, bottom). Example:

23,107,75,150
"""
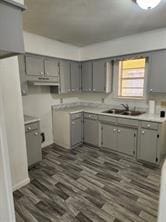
118,58,146,98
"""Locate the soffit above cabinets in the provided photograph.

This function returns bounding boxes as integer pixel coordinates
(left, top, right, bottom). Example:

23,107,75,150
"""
23,0,166,47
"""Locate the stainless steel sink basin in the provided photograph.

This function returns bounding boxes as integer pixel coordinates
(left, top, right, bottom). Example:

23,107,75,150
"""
103,109,145,116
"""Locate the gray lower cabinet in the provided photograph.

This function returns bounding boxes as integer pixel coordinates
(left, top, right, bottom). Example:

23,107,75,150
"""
82,62,93,92
71,114,82,147
83,114,99,146
138,129,158,164
102,123,117,151
59,60,71,93
70,61,81,92
92,60,106,92
25,122,42,167
149,50,166,93
101,119,137,156
118,126,137,156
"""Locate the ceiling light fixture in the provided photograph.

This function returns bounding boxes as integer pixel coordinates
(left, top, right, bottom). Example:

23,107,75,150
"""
136,0,161,10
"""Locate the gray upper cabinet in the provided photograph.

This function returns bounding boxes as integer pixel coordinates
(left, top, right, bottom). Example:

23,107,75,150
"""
82,62,93,92
149,50,166,93
118,126,137,156
70,62,81,92
0,1,25,58
59,60,71,93
44,58,59,77
25,55,44,76
92,60,106,92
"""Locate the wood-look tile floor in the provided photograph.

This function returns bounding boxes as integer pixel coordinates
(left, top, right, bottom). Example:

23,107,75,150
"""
14,144,161,222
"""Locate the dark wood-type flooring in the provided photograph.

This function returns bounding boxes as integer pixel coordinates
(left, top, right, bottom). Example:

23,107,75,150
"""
14,144,161,222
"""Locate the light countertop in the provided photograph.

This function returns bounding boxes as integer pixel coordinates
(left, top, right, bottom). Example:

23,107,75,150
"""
52,105,166,123
24,115,40,125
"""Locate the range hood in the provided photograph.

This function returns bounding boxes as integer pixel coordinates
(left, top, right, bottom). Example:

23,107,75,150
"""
0,0,26,59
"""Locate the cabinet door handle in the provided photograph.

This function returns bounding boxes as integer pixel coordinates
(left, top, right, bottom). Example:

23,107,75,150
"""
34,132,38,136
150,89,153,92
118,129,121,133
142,131,145,134
147,124,151,128
27,127,31,131
113,129,117,132
40,72,44,75
45,72,49,75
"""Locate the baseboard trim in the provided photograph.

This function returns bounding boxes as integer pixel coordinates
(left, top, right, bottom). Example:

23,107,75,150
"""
12,177,30,192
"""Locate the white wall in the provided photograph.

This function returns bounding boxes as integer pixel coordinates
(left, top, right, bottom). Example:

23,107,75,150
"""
80,28,166,61
0,57,29,190
24,31,80,61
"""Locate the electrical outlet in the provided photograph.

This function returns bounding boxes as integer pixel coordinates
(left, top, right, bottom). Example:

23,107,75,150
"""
161,101,166,107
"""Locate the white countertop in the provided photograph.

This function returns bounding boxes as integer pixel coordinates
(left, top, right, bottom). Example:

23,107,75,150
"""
24,115,40,125
52,105,166,123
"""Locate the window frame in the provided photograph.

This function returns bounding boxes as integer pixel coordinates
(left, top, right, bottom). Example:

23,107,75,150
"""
113,57,149,101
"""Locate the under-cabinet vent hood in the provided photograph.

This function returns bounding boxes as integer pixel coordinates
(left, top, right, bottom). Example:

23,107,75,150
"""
0,0,25,59
28,80,60,86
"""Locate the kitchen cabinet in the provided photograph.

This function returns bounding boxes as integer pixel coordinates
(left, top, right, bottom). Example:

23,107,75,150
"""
70,61,81,92
44,58,60,77
82,62,93,92
118,126,137,156
25,121,42,167
137,121,161,164
101,123,117,151
71,115,82,146
83,113,99,146
0,0,25,58
149,50,166,93
92,60,106,92
100,116,137,157
24,54,60,85
59,60,71,93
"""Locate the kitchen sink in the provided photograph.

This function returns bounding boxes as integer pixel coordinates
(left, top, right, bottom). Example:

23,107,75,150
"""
103,109,145,116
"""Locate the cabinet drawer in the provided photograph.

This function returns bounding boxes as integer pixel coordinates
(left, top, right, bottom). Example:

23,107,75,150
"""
117,118,139,127
71,112,82,120
25,122,39,132
99,115,117,124
84,113,98,120
141,121,159,130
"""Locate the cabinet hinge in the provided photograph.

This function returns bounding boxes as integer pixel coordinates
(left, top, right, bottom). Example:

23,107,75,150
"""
157,134,160,138
156,157,158,162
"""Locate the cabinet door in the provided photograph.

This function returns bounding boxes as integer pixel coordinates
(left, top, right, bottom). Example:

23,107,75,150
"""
25,55,44,76
102,123,117,151
117,127,137,156
59,60,71,93
149,51,166,93
25,130,42,167
82,62,93,92
71,118,82,146
71,62,81,92
44,58,59,77
83,119,98,146
92,60,106,92
138,129,158,164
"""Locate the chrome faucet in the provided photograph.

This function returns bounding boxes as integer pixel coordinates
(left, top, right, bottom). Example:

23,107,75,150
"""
121,104,129,111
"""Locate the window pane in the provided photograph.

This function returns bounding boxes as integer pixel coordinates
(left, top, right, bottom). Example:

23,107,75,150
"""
121,88,144,97
122,79,144,88
122,69,145,78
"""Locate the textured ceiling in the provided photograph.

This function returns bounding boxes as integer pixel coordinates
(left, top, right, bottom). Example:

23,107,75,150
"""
23,0,166,46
